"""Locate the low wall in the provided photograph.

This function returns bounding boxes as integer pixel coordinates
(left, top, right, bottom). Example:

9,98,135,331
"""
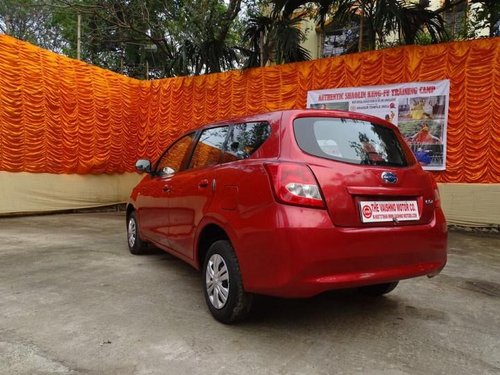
0,172,498,226
0,172,141,214
439,183,500,226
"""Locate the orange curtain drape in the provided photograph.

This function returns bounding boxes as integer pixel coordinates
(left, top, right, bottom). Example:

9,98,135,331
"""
0,34,499,182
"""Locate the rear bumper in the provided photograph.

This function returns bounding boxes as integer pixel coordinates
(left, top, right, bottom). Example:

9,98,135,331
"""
272,260,445,298
236,205,447,298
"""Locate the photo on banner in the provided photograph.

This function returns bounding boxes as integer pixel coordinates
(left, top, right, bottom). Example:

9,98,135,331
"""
307,80,450,170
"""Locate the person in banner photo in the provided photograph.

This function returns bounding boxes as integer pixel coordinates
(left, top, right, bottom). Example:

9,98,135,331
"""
406,122,443,166
396,95,447,168
384,103,396,123
410,122,441,144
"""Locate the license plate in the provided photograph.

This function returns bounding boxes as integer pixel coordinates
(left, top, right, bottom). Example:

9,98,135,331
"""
360,200,420,223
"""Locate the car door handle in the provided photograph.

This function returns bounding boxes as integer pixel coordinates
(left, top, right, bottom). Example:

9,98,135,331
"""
162,185,171,193
198,179,209,188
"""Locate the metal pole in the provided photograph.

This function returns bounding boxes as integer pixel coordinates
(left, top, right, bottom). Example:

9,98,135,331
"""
77,13,81,60
358,15,364,52
259,30,264,67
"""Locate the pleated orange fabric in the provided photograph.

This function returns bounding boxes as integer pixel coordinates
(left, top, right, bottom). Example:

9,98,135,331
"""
0,34,498,182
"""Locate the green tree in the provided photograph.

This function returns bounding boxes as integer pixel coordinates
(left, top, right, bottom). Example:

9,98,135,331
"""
242,3,311,67
272,0,448,51
165,0,243,75
0,0,67,51
54,0,244,77
470,0,500,37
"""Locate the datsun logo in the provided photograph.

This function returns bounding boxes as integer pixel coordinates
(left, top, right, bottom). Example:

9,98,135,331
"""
381,172,398,184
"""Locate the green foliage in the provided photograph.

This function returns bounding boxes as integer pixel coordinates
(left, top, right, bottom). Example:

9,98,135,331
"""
271,0,492,52
0,0,497,78
0,0,67,51
414,31,435,46
242,3,311,68
470,0,500,37
272,0,448,51
1,0,245,78
162,0,244,76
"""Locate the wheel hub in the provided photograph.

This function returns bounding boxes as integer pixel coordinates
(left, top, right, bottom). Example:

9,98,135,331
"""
206,254,230,309
128,218,136,248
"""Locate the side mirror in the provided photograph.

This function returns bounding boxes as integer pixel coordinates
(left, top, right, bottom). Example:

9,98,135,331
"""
135,159,151,174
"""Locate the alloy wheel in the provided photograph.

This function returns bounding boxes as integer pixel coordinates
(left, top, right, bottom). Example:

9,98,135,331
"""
128,218,137,248
205,254,230,309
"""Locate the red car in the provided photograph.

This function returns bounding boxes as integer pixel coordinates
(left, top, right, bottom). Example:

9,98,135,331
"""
126,110,447,323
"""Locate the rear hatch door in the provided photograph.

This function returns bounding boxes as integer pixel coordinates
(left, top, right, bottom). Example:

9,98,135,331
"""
292,115,436,227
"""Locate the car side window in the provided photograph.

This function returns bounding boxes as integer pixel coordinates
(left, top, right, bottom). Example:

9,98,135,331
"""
156,133,195,176
223,122,271,162
189,126,229,169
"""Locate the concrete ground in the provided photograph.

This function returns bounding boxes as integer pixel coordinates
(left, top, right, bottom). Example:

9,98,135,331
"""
0,212,499,375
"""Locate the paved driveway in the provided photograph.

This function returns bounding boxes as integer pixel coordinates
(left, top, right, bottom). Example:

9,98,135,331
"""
0,212,499,374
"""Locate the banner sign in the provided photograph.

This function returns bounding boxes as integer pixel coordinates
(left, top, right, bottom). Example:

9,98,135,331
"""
307,80,450,170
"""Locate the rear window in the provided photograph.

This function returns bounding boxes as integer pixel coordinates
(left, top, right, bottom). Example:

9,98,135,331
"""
294,117,410,167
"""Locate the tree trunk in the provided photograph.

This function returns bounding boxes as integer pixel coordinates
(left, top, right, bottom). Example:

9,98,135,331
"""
489,1,499,37
358,16,364,52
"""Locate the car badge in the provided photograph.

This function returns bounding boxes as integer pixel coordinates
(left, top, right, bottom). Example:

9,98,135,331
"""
381,172,398,184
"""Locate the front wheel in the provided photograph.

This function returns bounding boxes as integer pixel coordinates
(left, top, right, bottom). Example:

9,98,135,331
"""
202,240,253,324
127,211,146,255
358,282,399,296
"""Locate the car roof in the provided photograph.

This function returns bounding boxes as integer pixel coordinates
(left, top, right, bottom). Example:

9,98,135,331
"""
175,109,396,140
206,109,391,127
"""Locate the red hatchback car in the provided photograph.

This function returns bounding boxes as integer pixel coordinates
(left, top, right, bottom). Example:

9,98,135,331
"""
126,110,447,323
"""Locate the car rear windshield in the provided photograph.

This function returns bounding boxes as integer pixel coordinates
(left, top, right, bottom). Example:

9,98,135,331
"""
294,117,410,167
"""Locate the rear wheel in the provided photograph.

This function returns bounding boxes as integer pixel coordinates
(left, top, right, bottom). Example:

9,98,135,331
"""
358,282,399,296
127,211,146,255
202,240,252,324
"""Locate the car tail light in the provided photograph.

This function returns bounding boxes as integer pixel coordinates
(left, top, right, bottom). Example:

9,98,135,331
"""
265,162,325,208
430,176,441,209
434,187,441,208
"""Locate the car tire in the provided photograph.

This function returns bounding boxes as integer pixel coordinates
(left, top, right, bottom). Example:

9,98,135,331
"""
358,281,399,296
127,211,146,255
202,240,253,324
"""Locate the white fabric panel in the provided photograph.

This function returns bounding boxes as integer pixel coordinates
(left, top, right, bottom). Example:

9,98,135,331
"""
0,172,498,226
438,183,500,226
0,172,142,215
